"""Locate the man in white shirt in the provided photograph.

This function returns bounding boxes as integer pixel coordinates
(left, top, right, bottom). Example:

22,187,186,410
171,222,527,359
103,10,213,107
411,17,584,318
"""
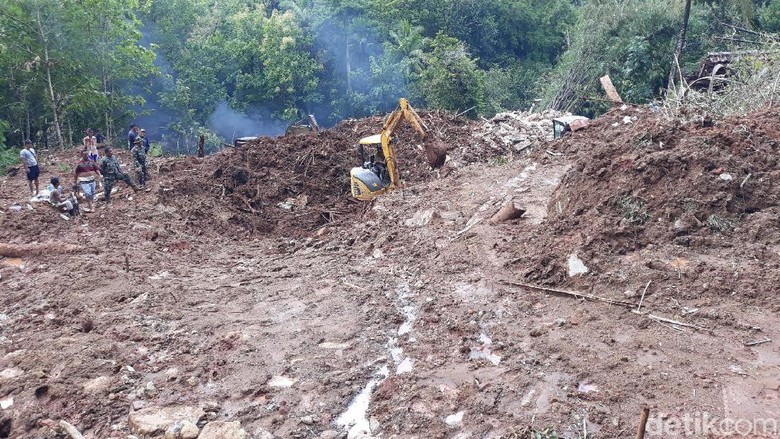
83,128,99,162
20,140,39,196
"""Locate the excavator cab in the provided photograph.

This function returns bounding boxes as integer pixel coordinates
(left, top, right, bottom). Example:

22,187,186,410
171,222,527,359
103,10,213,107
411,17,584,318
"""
351,135,391,200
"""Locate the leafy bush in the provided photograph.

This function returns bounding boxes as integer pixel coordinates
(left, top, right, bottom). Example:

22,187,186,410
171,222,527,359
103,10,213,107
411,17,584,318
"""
0,148,19,176
0,120,19,176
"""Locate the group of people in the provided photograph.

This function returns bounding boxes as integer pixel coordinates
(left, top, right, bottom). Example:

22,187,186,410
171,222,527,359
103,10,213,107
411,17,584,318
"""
19,124,152,217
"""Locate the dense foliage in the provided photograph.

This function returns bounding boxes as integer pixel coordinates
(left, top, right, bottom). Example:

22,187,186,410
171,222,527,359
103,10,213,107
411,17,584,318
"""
0,0,778,154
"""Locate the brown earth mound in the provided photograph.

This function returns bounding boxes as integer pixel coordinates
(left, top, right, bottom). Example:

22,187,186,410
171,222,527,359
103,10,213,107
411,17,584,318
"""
515,106,780,301
159,111,484,237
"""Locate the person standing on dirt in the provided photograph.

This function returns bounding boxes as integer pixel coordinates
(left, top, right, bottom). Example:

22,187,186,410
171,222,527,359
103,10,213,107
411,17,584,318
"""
20,139,39,197
100,147,140,203
74,149,102,212
127,124,139,150
139,128,151,154
83,128,99,163
131,137,148,188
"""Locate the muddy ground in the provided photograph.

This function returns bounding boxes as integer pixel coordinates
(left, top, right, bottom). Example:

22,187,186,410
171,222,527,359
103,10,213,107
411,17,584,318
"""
0,107,778,439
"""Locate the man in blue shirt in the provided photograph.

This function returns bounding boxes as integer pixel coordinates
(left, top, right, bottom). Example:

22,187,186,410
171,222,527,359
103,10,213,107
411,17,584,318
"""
127,124,139,150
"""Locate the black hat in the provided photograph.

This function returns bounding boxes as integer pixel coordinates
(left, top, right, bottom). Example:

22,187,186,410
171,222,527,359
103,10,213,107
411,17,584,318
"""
24,139,32,144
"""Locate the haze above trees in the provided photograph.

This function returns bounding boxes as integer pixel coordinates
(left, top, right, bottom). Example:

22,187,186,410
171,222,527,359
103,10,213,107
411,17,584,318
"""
1,0,778,156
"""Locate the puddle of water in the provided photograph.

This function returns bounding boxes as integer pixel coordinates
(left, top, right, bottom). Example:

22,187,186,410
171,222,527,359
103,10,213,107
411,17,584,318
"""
397,358,414,375
503,163,539,189
445,411,465,427
517,372,568,414
148,271,170,280
319,342,351,350
577,381,599,393
469,333,501,365
336,366,389,437
398,305,417,336
454,283,493,302
469,347,501,366
0,368,23,379
2,258,24,268
567,254,589,277
337,282,420,436
723,315,780,420
268,376,296,388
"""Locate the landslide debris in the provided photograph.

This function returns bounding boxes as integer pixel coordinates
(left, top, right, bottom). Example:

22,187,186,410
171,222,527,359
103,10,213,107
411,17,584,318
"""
515,105,780,300
157,112,484,237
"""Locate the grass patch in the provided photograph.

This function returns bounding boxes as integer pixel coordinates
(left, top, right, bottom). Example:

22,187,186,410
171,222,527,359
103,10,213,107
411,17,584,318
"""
614,195,650,225
531,428,560,439
0,147,20,176
706,214,734,232
491,155,510,166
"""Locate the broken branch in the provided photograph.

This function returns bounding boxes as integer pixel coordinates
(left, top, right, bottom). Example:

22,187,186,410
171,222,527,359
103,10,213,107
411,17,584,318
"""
636,408,650,439
744,338,771,347
636,281,652,312
647,314,709,332
501,280,639,308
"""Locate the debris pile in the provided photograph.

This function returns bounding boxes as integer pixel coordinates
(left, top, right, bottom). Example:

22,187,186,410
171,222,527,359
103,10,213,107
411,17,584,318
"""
515,105,780,300
472,110,567,154
158,111,487,237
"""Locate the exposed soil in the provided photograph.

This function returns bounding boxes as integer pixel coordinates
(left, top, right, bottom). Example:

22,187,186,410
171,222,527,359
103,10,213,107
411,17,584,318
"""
0,106,778,439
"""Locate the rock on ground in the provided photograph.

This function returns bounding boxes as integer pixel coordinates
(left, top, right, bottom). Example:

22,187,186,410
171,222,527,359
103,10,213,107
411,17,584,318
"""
128,406,205,436
199,420,248,439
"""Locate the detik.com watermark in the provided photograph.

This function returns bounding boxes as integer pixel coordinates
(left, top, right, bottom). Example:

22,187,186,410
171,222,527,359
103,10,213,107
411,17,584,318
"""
645,412,778,437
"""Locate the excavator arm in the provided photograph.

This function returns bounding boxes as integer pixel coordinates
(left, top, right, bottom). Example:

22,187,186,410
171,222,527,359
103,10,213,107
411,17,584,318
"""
350,98,427,201
381,98,427,192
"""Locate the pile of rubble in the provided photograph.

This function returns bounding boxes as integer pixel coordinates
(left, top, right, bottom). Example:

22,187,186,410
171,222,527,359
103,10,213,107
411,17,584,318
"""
472,110,568,154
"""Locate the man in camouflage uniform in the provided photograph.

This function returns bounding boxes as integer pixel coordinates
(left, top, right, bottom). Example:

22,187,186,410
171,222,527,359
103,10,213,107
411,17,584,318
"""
100,147,139,203
131,137,148,188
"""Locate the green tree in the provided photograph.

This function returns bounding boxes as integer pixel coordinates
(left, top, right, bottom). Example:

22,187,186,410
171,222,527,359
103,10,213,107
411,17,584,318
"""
416,33,483,117
540,0,686,114
0,0,156,147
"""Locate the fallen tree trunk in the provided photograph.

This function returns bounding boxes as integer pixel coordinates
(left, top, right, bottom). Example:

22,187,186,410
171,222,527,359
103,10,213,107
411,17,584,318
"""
0,243,87,258
599,75,624,105
197,135,205,158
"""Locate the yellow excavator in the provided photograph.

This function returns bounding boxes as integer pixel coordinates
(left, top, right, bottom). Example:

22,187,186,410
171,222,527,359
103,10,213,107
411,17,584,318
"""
350,98,426,201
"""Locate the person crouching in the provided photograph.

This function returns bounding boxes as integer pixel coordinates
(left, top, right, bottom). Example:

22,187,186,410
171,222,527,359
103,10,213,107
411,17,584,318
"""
49,177,80,217
99,147,139,203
